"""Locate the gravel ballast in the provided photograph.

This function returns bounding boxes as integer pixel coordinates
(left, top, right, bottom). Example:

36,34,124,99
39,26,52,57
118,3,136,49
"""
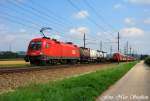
0,63,117,94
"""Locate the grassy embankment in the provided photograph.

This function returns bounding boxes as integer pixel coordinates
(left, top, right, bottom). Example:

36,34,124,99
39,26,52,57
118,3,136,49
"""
144,56,150,66
0,59,30,68
0,61,137,101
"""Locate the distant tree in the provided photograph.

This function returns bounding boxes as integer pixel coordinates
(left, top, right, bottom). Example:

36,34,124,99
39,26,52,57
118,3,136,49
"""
0,51,25,59
145,56,150,66
140,55,148,60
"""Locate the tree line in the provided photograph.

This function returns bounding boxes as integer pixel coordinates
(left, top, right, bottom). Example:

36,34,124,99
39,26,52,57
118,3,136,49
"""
0,51,25,59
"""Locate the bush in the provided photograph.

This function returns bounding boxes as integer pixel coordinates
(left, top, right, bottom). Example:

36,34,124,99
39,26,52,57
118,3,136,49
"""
144,56,150,66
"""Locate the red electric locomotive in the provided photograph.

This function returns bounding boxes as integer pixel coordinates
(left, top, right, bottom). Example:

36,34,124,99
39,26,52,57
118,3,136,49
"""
24,28,80,65
25,37,80,65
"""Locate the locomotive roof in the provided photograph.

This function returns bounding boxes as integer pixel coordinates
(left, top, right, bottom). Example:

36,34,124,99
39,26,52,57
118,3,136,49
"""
31,37,79,47
31,37,58,42
31,37,48,40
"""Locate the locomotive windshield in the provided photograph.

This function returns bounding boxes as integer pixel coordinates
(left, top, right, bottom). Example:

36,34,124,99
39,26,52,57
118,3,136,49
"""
29,41,42,50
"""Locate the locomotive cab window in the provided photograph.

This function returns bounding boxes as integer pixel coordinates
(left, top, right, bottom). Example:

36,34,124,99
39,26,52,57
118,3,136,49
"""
29,41,42,50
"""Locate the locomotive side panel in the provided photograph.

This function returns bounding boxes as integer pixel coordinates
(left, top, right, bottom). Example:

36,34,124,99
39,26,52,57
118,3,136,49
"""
42,40,62,58
61,43,80,59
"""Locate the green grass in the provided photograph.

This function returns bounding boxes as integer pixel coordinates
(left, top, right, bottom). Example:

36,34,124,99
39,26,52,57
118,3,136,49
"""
0,62,137,101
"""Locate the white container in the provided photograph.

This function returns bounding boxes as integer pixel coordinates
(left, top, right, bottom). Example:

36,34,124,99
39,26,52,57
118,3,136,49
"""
90,49,98,59
97,51,103,58
103,52,107,58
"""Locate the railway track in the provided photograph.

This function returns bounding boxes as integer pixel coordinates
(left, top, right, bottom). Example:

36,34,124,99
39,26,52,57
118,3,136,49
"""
0,62,112,74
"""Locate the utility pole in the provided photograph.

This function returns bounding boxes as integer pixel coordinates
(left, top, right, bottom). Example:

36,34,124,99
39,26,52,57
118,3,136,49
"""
130,46,132,56
124,46,126,55
126,41,128,55
117,32,120,64
9,43,12,52
117,32,120,53
100,40,102,51
83,33,86,48
110,46,112,55
132,49,134,56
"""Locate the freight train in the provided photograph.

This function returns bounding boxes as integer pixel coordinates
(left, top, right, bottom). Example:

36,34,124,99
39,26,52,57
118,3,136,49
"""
24,28,135,65
24,37,135,65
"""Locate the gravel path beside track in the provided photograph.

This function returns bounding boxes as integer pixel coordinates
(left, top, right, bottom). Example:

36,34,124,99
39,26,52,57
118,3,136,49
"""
0,63,117,94
96,61,150,101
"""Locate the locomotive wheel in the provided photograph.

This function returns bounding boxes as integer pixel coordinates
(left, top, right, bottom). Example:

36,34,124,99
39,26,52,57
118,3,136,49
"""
68,59,78,64
30,60,35,65
73,60,78,64
40,60,47,66
60,60,67,64
50,59,58,65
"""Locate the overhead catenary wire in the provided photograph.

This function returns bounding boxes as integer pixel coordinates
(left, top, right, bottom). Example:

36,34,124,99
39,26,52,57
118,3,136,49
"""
1,12,42,28
27,1,72,28
30,0,77,28
84,0,119,44
84,0,117,33
0,9,66,39
4,1,53,26
7,0,69,32
0,15,39,30
67,0,115,38
0,16,69,41
67,0,118,50
0,14,72,41
2,0,73,39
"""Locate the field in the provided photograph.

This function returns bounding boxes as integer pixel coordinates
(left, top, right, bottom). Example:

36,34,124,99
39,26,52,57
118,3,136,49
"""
0,59,30,68
0,61,137,101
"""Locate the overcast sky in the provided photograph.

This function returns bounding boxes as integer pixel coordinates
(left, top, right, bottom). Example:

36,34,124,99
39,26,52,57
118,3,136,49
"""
0,0,149,55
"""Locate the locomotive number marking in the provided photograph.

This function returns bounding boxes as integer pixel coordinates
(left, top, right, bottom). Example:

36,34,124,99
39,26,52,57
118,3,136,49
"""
72,50,76,54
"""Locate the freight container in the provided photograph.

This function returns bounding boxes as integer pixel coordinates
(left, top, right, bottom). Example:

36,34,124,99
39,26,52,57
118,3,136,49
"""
79,47,90,62
97,50,103,58
103,52,107,58
90,49,98,60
